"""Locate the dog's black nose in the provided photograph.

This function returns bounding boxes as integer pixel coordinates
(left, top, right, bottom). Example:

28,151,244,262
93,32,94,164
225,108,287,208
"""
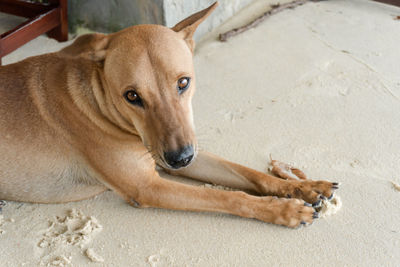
164,145,194,169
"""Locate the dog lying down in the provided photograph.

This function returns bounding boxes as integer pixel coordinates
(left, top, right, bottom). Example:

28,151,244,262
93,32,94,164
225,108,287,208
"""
0,2,339,228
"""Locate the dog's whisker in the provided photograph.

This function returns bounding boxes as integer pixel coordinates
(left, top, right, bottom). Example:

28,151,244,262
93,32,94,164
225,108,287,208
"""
196,146,209,152
196,140,213,150
194,132,212,138
138,145,159,162
138,147,152,158
197,139,213,145
196,135,212,140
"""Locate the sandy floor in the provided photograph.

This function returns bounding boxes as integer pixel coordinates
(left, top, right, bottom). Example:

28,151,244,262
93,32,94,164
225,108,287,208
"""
1,0,400,266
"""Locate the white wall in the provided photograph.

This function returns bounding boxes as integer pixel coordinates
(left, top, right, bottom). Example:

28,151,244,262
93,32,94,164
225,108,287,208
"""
163,0,255,41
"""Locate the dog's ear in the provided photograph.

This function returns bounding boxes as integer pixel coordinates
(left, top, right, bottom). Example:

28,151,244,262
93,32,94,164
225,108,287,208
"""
172,2,218,52
60,33,110,62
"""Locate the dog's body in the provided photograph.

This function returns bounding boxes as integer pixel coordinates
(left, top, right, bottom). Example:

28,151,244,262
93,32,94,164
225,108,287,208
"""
0,3,338,227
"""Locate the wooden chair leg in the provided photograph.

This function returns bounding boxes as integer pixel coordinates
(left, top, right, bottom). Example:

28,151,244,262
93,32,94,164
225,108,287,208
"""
47,0,68,41
373,0,400,7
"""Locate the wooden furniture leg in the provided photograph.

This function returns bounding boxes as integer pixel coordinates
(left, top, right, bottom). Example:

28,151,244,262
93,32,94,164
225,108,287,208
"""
373,0,400,7
0,0,68,64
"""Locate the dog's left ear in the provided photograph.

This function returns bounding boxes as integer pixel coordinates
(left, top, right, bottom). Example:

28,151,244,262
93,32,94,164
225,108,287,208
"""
172,2,218,52
60,33,110,62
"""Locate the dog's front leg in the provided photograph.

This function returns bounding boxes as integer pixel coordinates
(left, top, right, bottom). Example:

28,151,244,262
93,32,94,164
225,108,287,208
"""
86,145,319,227
125,175,317,228
165,151,338,206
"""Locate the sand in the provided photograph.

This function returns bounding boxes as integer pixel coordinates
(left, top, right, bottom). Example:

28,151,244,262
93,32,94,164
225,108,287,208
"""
1,0,400,265
85,248,104,263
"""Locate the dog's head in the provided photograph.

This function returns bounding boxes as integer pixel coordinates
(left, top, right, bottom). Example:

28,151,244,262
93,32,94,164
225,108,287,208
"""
72,2,218,169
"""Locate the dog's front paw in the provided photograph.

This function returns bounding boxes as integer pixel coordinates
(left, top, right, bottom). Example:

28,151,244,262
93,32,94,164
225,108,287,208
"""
255,197,318,228
283,180,339,207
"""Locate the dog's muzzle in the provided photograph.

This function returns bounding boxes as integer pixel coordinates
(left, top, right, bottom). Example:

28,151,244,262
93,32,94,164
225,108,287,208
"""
164,145,194,169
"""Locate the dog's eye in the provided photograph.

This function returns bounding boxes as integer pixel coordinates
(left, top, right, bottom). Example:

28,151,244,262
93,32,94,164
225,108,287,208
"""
124,90,143,107
177,77,190,94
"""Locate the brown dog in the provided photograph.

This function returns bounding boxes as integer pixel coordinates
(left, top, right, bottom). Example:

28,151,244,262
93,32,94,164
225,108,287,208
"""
0,2,338,228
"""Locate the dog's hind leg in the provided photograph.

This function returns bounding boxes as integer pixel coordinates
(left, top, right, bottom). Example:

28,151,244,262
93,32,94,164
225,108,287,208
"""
164,151,338,206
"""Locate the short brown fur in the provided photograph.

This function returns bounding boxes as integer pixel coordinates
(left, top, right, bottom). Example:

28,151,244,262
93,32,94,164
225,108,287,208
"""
0,2,338,227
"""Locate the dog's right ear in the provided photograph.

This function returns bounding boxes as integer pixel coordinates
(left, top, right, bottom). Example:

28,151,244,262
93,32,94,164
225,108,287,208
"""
60,33,109,62
172,2,218,52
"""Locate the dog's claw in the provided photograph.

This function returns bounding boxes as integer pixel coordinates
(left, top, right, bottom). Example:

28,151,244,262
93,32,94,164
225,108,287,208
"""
313,211,320,219
304,202,312,207
130,199,141,208
312,199,322,208
287,194,292,198
300,221,307,225
328,193,335,200
332,182,340,190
